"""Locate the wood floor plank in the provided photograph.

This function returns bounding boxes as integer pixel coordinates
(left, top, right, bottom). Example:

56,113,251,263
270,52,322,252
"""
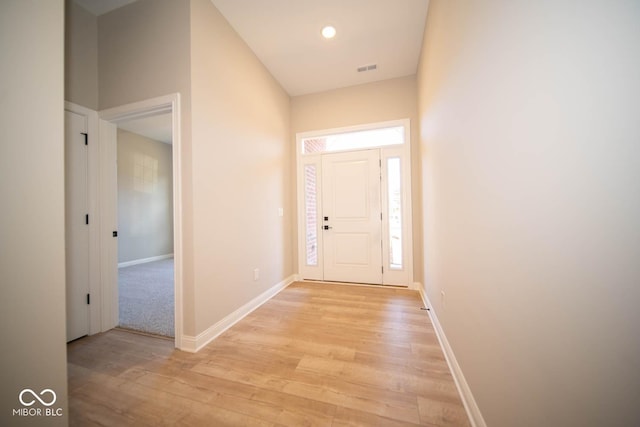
332,405,430,427
418,396,472,427
68,281,470,426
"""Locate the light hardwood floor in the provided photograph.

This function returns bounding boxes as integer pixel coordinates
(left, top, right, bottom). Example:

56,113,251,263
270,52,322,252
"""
68,281,471,426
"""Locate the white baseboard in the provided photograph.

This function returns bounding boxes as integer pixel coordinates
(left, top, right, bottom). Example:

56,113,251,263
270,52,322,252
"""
118,253,173,268
417,283,487,427
180,274,297,353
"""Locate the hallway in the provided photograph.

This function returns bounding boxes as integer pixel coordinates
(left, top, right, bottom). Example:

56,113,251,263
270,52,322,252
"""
68,282,469,426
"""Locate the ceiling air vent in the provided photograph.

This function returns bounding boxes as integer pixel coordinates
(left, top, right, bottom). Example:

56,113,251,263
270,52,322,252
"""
357,64,377,73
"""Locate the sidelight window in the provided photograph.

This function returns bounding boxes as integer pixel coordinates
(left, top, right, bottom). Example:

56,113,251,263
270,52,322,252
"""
387,157,403,270
304,164,318,266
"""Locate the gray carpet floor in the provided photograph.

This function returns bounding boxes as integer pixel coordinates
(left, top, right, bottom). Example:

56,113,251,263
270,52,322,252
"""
118,258,174,337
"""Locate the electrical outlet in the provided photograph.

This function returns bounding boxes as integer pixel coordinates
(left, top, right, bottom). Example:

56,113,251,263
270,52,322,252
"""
278,207,284,217
440,290,446,306
254,268,260,281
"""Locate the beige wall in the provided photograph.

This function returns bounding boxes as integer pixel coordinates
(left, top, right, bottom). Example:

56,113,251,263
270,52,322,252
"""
97,0,191,112
290,76,423,283
97,0,196,334
65,0,98,109
0,1,68,425
99,0,292,337
189,0,292,335
417,1,640,426
117,130,174,263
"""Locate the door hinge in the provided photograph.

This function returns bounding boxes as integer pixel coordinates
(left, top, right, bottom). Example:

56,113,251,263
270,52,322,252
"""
382,266,384,274
86,293,90,305
81,132,88,145
380,212,383,220
85,214,89,225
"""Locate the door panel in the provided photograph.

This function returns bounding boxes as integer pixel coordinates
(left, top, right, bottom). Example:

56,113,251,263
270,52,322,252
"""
333,233,371,265
65,110,90,342
322,150,382,284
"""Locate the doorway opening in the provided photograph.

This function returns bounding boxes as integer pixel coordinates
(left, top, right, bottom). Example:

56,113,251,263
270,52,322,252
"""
296,119,413,286
100,94,183,348
116,113,174,338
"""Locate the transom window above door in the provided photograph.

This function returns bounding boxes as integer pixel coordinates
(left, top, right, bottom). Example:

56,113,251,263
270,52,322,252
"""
301,124,405,154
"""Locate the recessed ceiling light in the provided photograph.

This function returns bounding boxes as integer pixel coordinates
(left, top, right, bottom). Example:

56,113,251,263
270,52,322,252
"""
321,25,336,39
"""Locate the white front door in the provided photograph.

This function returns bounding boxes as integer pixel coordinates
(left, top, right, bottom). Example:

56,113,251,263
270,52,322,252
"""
322,150,382,284
65,110,90,342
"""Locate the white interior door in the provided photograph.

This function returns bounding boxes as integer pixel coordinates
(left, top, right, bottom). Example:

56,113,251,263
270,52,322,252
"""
65,110,90,342
322,150,382,284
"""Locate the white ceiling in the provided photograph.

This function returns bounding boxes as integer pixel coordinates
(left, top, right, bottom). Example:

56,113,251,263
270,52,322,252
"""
211,0,429,96
118,113,173,144
74,0,137,16
72,2,427,148
75,0,428,96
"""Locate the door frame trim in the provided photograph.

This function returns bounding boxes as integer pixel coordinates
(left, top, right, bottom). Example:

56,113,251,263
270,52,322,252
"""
99,93,183,349
295,118,413,285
